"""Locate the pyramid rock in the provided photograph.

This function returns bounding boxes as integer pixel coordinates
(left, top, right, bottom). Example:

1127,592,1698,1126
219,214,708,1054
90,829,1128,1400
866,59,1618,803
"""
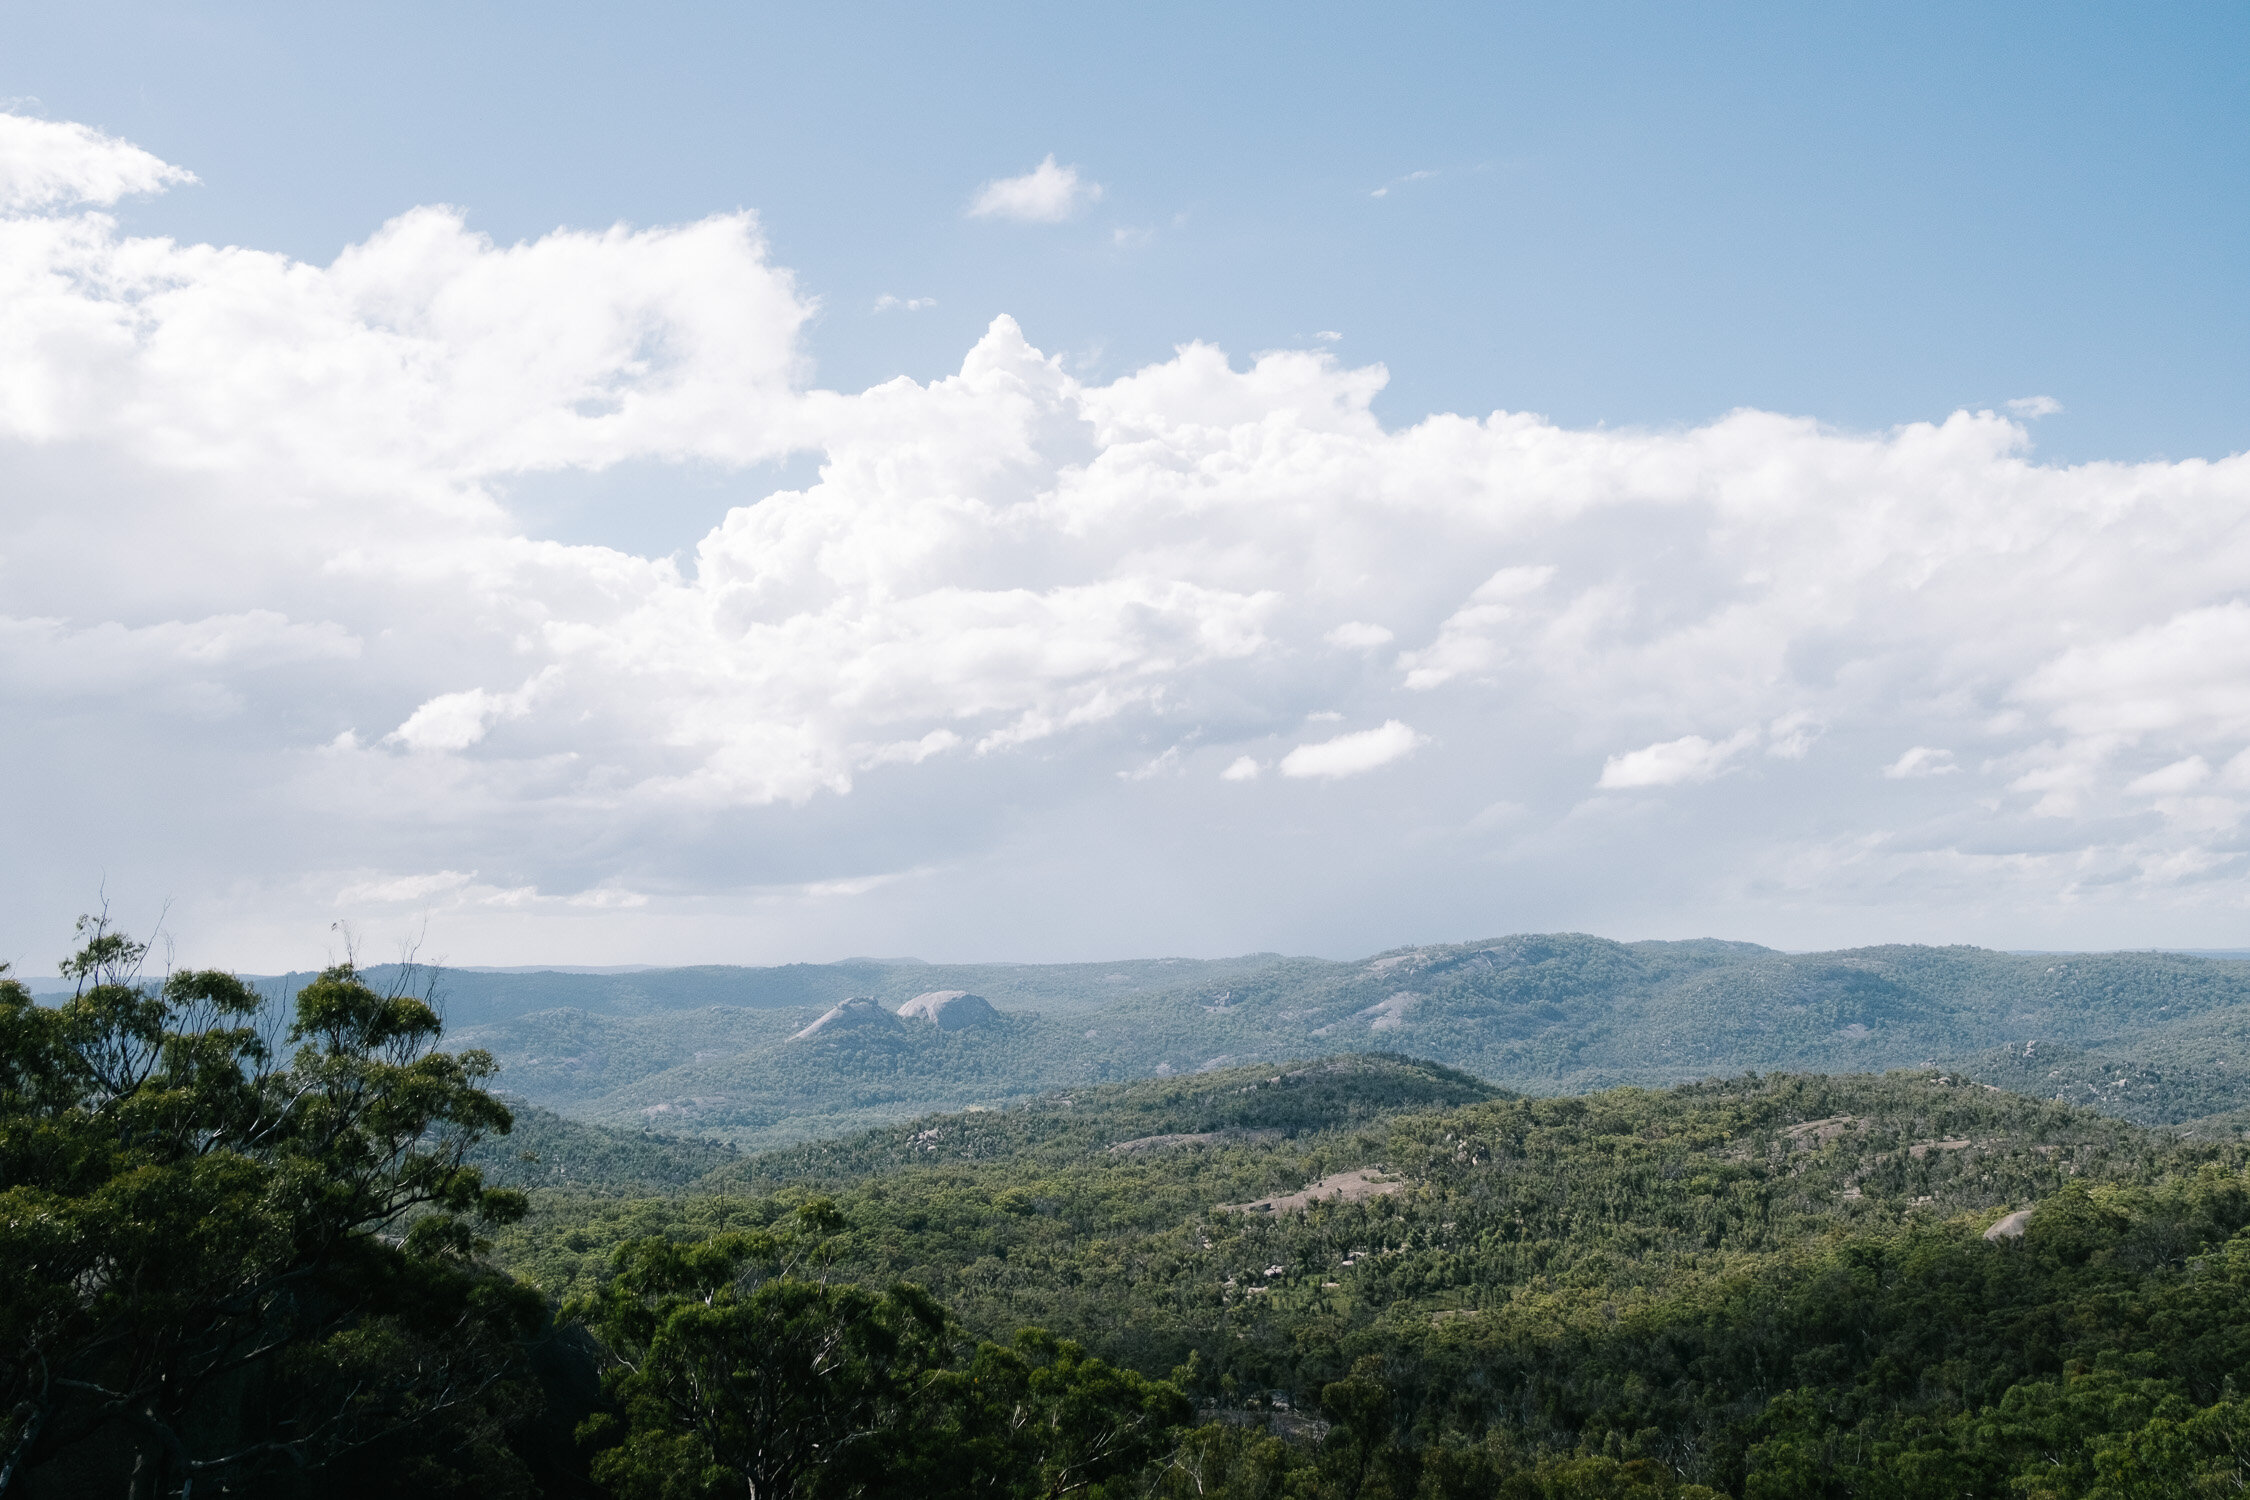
791,996,903,1041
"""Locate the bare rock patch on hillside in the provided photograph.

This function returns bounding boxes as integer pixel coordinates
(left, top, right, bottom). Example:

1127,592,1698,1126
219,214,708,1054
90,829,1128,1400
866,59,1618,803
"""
1220,1168,1403,1215
896,990,1000,1031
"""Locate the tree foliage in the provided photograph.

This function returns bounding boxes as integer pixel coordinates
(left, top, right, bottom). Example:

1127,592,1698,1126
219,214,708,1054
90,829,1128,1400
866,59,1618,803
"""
0,917,536,1498
569,1204,1189,1500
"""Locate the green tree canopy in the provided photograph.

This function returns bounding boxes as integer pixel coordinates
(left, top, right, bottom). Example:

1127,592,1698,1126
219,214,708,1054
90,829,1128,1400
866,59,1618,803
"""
570,1207,1190,1500
0,917,534,1498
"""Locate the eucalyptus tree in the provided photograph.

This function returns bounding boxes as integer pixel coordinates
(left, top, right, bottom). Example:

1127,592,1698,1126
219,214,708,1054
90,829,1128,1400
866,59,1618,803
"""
0,917,534,1498
571,1205,1190,1500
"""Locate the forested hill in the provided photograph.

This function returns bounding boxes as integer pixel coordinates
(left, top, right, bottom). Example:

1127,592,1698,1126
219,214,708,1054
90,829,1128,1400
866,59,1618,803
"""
488,1055,2250,1496
467,1100,743,1192
492,1053,2184,1303
431,936,2250,1147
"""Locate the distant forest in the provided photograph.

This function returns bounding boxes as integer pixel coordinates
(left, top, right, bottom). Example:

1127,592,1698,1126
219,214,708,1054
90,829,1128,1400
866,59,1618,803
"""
12,923,2250,1497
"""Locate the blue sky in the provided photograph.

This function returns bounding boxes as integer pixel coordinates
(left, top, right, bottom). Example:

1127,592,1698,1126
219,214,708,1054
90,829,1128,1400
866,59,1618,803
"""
17,2,2248,474
3,4,2249,969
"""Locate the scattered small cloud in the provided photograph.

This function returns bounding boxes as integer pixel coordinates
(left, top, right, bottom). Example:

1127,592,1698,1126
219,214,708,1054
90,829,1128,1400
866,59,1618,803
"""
859,729,962,768
968,154,1102,223
335,870,475,906
1399,566,1552,689
1370,169,1437,199
872,294,935,313
801,871,911,898
1280,720,1427,780
2133,847,2238,884
1120,745,1187,781
1766,712,1822,760
1598,730,1757,790
384,669,556,753
1112,225,1155,249
2126,756,2211,796
1325,621,1393,650
1465,800,1526,833
563,888,652,909
1221,755,1262,782
0,111,197,210
1884,746,1960,779
2006,744,2108,818
332,870,648,910
1315,330,1342,343
2006,395,2063,419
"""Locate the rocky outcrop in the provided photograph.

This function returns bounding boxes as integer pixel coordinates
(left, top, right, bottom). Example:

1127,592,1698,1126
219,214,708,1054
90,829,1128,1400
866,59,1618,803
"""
1219,1169,1403,1216
791,997,902,1041
1985,1206,2035,1242
896,990,1000,1031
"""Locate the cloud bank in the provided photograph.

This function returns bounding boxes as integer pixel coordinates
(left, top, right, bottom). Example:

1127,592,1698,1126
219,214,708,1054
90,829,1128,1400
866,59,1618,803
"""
5,113,2250,965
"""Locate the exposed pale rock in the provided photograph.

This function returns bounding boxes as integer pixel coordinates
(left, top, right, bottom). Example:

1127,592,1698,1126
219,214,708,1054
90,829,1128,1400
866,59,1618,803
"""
896,990,999,1031
1220,1169,1404,1216
791,997,901,1040
1985,1207,2035,1242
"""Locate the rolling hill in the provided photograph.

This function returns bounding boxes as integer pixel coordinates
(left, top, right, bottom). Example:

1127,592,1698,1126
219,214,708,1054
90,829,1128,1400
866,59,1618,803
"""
484,1054,2250,1496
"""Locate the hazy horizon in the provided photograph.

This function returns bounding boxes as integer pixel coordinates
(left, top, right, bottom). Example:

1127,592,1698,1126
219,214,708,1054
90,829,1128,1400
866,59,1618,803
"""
17,933,2250,992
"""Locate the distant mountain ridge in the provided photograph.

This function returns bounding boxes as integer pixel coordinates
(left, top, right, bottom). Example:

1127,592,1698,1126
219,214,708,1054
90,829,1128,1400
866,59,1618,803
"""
419,934,2250,1149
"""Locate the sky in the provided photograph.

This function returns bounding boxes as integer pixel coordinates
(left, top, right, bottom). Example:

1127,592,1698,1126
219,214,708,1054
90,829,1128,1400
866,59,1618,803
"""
2,2,2248,972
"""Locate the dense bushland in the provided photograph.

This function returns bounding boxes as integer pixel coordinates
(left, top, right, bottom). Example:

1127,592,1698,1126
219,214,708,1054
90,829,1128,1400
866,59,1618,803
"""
496,1061,2250,1497
22,927,2250,1497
